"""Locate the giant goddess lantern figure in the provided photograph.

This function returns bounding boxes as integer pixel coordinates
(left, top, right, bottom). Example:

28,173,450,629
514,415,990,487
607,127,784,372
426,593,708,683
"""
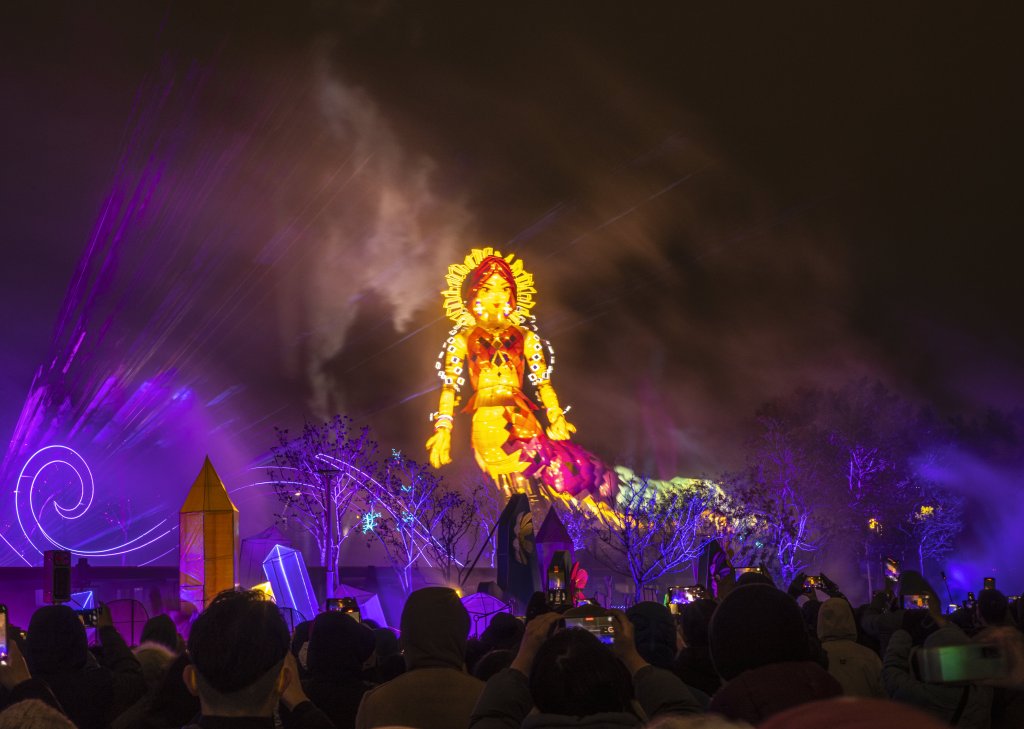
426,248,616,504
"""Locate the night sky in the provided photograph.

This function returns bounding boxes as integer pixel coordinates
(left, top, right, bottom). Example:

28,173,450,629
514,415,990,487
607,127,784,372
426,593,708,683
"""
2,3,1022,566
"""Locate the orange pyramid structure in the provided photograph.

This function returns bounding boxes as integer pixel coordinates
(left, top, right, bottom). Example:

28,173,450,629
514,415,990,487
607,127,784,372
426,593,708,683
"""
179,456,239,610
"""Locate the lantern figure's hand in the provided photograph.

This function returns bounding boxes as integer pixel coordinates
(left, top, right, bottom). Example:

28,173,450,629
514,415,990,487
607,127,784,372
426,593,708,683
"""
426,428,452,469
545,409,577,441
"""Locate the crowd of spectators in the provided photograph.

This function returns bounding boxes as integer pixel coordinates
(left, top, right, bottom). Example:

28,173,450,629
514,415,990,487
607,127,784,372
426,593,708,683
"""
2,569,1023,729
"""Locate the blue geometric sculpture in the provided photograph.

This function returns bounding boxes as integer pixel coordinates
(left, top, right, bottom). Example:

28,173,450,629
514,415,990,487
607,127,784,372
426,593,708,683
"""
262,544,318,622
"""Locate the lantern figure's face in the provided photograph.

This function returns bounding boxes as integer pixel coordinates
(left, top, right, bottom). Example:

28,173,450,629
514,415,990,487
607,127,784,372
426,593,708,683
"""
471,272,514,329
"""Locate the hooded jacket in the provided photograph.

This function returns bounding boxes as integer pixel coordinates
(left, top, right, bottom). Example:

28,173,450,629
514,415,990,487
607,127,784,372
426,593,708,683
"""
25,605,146,729
882,626,993,728
469,664,700,729
708,660,843,724
354,587,484,729
817,598,885,698
294,612,377,729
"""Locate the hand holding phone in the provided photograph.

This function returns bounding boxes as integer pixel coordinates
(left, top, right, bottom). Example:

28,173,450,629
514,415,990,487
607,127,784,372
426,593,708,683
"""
0,631,31,690
0,604,7,666
564,615,616,645
916,643,1007,683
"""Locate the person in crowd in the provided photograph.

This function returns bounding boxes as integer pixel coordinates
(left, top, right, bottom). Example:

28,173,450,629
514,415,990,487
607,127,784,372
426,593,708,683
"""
290,621,312,681
293,611,376,729
470,609,700,728
139,615,182,655
708,584,842,723
472,649,515,682
0,698,77,729
816,597,885,697
672,599,721,698
881,623,993,727
366,628,404,684
978,590,1015,629
626,602,677,671
111,652,200,729
628,601,709,707
133,642,177,692
861,570,939,656
183,589,334,729
480,612,525,654
757,696,951,729
0,637,65,716
24,603,146,729
354,586,484,729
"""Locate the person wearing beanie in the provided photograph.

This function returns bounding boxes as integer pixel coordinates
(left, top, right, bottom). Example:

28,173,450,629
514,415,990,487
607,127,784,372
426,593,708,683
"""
672,599,722,697
626,602,677,671
24,604,146,729
292,612,377,729
816,598,884,698
708,584,841,723
882,624,993,728
355,587,484,729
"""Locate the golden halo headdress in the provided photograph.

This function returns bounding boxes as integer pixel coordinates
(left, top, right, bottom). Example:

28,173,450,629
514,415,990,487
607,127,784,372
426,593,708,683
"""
442,247,536,327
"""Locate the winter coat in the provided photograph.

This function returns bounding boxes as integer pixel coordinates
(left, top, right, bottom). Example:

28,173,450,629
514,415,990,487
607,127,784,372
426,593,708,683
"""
354,587,484,729
673,646,722,697
882,627,993,728
469,664,701,729
708,660,843,724
817,598,885,698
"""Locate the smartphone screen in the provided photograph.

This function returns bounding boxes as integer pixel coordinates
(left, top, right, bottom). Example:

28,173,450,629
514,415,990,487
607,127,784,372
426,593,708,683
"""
804,575,822,590
917,643,1007,683
983,577,996,591
885,557,901,581
326,598,361,622
564,615,615,645
903,594,930,610
0,604,8,665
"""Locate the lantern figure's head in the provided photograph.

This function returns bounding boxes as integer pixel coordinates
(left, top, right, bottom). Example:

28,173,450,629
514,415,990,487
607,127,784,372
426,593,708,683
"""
468,255,517,328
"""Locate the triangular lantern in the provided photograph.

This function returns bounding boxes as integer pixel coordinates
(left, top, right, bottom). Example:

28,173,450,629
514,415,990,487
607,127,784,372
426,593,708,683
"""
179,456,239,610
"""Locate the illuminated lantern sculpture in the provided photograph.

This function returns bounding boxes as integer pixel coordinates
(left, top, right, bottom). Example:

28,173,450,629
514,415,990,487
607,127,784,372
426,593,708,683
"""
179,456,239,610
426,248,616,504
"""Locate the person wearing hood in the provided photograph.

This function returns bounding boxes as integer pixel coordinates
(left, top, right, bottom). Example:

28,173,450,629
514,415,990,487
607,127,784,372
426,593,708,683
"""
288,612,376,729
817,598,885,698
882,623,993,728
24,604,146,729
708,584,842,724
354,587,484,729
469,610,701,729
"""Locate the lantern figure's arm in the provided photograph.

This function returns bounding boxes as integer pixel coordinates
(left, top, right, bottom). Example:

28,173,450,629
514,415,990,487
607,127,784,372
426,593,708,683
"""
524,329,577,441
426,330,468,468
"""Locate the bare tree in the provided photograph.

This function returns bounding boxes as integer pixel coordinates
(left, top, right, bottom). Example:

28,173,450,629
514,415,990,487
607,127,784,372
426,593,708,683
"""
585,471,714,602
267,416,378,579
365,451,448,595
901,482,965,574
